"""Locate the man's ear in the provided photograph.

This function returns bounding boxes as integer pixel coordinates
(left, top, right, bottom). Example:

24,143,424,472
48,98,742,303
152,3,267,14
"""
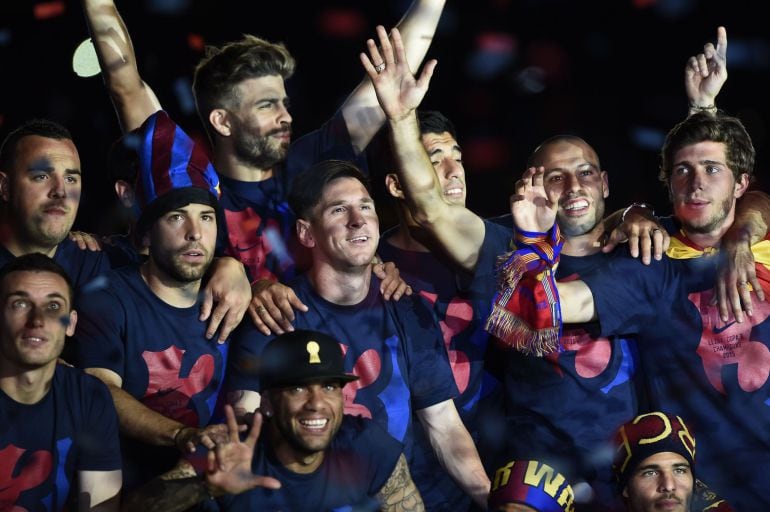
385,173,404,199
65,310,78,337
296,219,315,248
114,180,136,208
601,171,610,199
209,109,232,138
0,171,9,202
734,173,750,199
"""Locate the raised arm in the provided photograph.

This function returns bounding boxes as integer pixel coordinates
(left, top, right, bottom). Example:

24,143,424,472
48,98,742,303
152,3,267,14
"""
82,0,161,132
121,406,280,512
362,26,486,272
343,0,445,154
686,26,727,115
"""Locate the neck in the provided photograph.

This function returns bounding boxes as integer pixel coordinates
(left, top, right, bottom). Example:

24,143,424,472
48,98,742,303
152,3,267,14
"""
681,219,734,250
0,360,56,404
268,426,325,474
140,260,202,308
213,144,273,182
561,223,605,257
308,262,372,306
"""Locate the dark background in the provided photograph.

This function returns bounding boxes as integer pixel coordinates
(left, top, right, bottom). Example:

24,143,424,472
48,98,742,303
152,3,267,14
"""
1,0,768,235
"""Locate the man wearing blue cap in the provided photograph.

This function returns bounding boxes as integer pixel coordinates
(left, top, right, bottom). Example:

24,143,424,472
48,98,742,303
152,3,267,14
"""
122,329,423,511
74,111,232,491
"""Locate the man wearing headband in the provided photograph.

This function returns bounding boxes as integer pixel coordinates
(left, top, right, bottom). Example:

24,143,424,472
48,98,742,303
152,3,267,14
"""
74,111,230,491
612,412,732,512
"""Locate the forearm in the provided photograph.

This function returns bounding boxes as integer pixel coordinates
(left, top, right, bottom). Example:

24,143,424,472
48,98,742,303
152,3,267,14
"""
107,384,186,447
122,470,212,512
82,0,159,131
430,423,489,507
418,403,489,508
394,0,446,71
730,190,770,245
389,114,446,224
557,280,597,324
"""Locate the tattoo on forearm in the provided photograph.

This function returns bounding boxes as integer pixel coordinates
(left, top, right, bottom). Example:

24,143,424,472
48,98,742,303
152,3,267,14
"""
120,477,211,512
378,455,425,512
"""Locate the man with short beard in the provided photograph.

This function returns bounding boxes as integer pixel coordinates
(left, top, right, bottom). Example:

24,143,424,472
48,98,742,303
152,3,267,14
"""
73,114,231,492
510,111,768,509
611,412,732,512
0,119,110,286
82,0,445,290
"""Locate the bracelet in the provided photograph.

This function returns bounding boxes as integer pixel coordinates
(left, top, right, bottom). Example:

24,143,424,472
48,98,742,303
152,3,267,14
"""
621,203,655,223
689,102,717,111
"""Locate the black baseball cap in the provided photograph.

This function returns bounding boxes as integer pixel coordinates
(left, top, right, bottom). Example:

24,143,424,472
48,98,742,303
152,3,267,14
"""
259,330,358,391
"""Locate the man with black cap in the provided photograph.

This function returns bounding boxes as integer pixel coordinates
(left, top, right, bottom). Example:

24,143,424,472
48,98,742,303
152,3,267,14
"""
611,412,732,512
73,111,232,491
122,329,423,511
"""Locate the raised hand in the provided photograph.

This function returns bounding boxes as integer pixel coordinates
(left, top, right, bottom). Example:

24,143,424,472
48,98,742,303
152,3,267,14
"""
510,167,557,233
360,26,437,122
205,405,281,495
686,26,727,109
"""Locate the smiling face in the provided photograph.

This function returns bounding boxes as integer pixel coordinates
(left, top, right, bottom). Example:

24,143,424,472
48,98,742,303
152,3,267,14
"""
623,452,694,512
533,138,608,238
265,379,344,471
669,141,748,241
0,270,76,371
0,135,81,253
226,75,292,170
420,131,466,206
298,177,379,271
147,202,217,283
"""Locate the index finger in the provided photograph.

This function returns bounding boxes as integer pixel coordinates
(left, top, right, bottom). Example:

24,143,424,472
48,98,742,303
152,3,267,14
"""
716,26,727,58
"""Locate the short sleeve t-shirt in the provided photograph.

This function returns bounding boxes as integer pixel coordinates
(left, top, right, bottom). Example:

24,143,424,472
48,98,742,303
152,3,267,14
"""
581,250,770,510
206,416,402,511
0,366,121,511
73,264,229,489
227,273,457,461
0,238,111,290
216,110,367,283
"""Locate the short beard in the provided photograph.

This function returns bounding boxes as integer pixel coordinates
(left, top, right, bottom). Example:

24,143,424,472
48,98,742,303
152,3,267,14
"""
152,251,213,284
232,124,290,170
683,194,733,235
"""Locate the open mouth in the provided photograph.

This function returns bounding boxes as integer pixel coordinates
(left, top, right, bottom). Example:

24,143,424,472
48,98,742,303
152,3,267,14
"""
347,235,369,244
299,418,329,431
561,199,589,215
444,187,463,197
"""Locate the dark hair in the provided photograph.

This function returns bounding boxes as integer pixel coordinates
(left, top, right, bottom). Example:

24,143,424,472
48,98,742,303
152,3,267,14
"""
0,119,73,172
660,111,755,187
193,35,295,141
0,253,75,305
416,110,457,139
288,160,370,220
526,134,600,169
107,133,141,185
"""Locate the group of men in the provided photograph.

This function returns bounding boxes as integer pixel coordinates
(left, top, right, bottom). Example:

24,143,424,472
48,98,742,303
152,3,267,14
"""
0,0,767,510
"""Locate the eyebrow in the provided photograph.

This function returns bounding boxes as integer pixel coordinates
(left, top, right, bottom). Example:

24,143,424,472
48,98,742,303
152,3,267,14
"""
5,290,68,304
673,159,725,168
26,163,81,176
428,144,462,157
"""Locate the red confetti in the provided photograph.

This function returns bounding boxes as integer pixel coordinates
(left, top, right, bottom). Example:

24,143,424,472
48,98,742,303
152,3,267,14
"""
317,8,367,39
34,1,65,20
187,33,205,52
463,137,511,172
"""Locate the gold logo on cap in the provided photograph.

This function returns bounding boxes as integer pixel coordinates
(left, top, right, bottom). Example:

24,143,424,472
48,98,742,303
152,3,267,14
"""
306,341,321,364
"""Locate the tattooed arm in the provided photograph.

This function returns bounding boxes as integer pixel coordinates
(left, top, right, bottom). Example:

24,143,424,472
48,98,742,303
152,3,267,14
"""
376,454,425,512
